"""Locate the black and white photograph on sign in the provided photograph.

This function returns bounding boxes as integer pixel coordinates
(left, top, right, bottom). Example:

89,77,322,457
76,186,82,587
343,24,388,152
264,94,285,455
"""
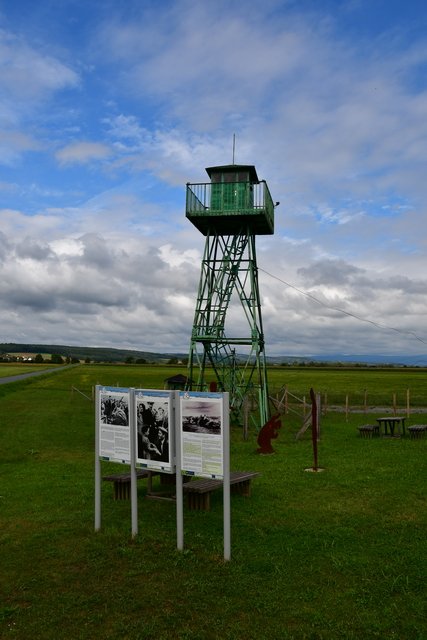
100,392,129,426
181,398,222,436
98,388,131,464
136,396,170,464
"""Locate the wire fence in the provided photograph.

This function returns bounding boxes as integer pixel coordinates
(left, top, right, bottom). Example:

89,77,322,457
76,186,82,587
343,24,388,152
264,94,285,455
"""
269,385,427,422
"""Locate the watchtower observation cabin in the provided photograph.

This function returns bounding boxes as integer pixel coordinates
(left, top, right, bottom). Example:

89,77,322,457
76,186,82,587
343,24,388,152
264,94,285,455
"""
186,164,274,236
185,163,276,429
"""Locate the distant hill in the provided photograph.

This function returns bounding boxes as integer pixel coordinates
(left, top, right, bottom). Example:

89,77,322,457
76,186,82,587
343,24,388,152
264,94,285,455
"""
1,343,426,366
305,353,427,366
0,343,187,363
269,353,427,367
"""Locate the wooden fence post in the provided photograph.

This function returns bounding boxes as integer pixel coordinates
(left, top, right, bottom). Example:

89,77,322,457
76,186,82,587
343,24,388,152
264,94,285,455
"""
310,388,318,470
345,394,349,422
364,388,367,414
393,393,397,415
406,388,410,419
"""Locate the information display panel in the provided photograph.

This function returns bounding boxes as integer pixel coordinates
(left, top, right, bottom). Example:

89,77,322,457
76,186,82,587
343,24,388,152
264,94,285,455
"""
179,391,224,478
98,386,131,464
134,389,174,473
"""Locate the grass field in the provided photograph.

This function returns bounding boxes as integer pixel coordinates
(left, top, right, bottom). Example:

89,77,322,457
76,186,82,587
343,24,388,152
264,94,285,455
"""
1,365,426,639
267,367,427,410
0,364,56,378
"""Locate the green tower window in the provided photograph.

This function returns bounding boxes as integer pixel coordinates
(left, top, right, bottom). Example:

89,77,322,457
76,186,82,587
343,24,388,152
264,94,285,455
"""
210,170,253,211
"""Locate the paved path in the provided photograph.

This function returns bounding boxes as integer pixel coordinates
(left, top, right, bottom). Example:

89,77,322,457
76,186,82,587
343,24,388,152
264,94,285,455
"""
0,365,75,385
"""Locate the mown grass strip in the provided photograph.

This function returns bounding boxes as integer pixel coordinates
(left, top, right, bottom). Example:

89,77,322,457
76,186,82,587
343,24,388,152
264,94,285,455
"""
0,365,426,639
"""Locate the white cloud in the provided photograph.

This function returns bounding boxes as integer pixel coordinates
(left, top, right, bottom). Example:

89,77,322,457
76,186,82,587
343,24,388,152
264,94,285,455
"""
91,2,427,216
55,141,112,166
0,28,79,125
0,1,426,357
0,30,78,94
0,130,41,165
0,26,80,165
159,243,200,268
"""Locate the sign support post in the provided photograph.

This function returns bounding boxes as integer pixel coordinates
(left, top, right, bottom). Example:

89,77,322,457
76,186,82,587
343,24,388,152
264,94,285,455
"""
94,385,101,532
223,393,231,561
129,389,138,538
176,391,184,551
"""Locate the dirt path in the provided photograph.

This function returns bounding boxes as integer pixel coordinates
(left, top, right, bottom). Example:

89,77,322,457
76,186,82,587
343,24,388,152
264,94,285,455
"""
0,365,76,385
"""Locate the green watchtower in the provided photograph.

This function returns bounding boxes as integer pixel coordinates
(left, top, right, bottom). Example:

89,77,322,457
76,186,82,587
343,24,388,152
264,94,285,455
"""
186,163,276,428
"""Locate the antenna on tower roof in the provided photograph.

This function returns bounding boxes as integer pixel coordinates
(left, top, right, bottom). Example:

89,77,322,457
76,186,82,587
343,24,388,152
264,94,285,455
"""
232,133,236,165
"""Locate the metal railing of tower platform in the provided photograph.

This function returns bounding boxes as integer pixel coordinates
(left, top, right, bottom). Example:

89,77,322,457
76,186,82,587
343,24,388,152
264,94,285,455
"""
186,180,274,230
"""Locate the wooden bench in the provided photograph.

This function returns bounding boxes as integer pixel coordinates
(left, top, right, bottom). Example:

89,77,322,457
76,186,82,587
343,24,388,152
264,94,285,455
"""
358,424,380,438
182,471,260,511
408,425,427,439
102,470,159,500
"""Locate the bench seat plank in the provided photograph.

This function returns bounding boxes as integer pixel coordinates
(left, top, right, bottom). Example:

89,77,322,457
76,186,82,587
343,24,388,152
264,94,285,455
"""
357,424,380,438
102,470,260,506
408,425,427,439
103,470,159,500
183,471,260,510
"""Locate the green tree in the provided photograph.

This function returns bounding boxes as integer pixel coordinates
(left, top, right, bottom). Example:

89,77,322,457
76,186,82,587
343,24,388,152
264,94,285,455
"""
51,354,64,364
34,354,44,363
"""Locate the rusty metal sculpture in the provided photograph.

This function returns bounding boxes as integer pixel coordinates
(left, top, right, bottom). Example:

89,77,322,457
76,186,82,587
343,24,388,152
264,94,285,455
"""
256,413,282,454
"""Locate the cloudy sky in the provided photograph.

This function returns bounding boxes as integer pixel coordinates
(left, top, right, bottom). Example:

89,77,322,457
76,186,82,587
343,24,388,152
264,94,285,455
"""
1,0,427,359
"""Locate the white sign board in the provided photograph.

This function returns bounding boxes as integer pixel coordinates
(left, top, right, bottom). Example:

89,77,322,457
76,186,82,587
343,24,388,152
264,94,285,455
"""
179,391,224,478
134,389,174,473
98,386,131,464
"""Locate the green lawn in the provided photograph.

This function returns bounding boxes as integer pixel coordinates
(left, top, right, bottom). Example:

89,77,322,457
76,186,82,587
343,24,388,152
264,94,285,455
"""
0,364,55,378
0,365,426,639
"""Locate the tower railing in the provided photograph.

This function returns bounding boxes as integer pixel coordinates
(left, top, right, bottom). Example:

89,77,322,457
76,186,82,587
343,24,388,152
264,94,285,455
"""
186,180,274,229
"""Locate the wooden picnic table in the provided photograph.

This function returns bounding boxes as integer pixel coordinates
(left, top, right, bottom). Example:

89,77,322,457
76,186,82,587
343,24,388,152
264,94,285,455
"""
376,416,406,437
